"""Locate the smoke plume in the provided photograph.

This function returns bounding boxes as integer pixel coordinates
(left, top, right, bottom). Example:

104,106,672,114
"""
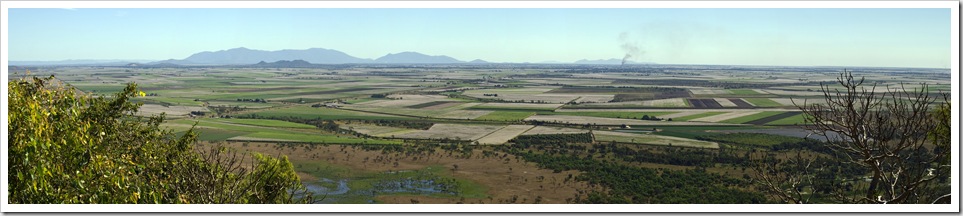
619,32,642,66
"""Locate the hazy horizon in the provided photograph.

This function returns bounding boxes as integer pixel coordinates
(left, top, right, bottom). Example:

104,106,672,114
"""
8,8,951,68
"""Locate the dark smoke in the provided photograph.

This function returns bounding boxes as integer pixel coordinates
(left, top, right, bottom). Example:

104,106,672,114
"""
619,32,642,66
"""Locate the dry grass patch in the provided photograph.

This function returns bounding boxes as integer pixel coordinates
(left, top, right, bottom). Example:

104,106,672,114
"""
215,142,595,204
522,126,590,135
593,131,719,149
436,110,493,120
713,98,737,107
392,124,507,140
476,125,535,145
641,98,689,107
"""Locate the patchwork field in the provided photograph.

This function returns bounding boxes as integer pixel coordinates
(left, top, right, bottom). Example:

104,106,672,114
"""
20,63,946,204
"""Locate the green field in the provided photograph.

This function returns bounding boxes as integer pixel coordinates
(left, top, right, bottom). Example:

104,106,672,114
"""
673,112,727,121
145,97,206,106
249,106,414,120
765,113,808,125
743,98,783,107
553,111,676,120
719,111,786,124
245,131,399,144
72,85,129,93
652,125,771,139
469,106,559,111
727,89,760,95
167,118,401,144
697,133,806,147
175,127,249,141
474,111,535,121
214,118,317,129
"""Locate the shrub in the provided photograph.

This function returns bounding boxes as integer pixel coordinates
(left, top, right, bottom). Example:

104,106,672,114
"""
8,75,314,204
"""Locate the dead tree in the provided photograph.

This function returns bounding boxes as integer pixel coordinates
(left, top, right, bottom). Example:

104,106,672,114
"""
753,70,950,204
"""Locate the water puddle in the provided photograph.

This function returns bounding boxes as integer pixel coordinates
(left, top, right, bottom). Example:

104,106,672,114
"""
303,169,460,204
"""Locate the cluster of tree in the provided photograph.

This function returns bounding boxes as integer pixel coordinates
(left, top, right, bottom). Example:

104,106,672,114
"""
593,141,749,168
209,105,244,115
510,133,594,149
497,141,768,203
236,98,268,103
525,120,606,130
370,93,388,98
482,93,499,97
8,76,314,204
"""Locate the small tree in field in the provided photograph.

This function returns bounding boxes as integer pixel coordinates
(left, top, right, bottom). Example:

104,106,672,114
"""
753,71,950,204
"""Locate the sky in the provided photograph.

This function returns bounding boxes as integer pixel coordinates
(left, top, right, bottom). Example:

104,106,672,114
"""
7,8,951,68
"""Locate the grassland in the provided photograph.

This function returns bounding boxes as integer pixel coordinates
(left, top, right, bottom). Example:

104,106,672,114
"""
764,113,808,125
474,111,535,121
550,111,676,119
727,89,760,95
213,118,317,129
697,132,806,147
165,118,401,144
249,106,413,120
672,112,727,121
743,98,783,107
716,111,781,124
593,131,719,149
26,64,945,204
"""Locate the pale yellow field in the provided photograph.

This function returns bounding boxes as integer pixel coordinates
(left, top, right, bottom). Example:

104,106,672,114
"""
476,125,536,144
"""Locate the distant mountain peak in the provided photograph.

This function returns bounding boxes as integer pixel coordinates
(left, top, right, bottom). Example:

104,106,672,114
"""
468,59,490,64
176,47,372,65
375,52,463,64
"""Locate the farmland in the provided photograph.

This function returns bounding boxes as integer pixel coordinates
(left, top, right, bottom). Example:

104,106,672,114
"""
15,63,949,204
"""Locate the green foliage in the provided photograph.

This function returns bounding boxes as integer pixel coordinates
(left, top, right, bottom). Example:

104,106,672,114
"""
8,76,314,204
930,101,951,155
500,143,768,203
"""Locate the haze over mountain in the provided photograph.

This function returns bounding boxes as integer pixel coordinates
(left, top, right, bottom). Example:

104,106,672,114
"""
12,47,659,66
171,47,372,65
374,52,464,64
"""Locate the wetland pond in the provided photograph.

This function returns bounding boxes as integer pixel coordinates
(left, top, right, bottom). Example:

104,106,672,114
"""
303,168,465,204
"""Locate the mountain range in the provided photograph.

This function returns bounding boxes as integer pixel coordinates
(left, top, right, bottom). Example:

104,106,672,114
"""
12,47,657,66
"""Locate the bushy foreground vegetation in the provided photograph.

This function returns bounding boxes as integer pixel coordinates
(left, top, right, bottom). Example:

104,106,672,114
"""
8,76,314,204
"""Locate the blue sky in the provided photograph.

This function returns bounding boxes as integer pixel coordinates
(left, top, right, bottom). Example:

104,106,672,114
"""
8,8,951,68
